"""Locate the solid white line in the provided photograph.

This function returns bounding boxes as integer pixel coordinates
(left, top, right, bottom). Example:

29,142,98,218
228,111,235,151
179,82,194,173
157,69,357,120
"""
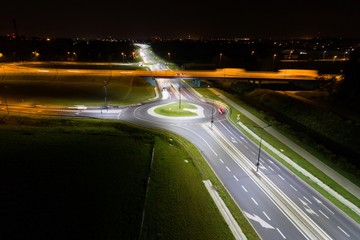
219,158,224,164
337,226,350,237
233,175,239,181
268,166,274,171
226,166,231,172
319,210,329,219
277,228,286,239
263,211,271,221
251,197,258,205
303,196,312,204
242,185,248,192
278,174,285,180
290,184,298,192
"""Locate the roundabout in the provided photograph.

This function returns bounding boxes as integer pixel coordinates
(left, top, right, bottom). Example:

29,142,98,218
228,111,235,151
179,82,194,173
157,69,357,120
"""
147,101,205,119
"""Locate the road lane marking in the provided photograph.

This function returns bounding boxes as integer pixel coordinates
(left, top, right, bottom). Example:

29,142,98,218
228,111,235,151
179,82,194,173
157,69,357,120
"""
319,210,329,219
244,211,274,229
233,175,239,181
263,211,271,221
268,158,273,164
337,226,350,237
251,197,258,205
303,196,312,204
259,165,267,171
300,199,319,216
251,151,256,156
313,196,335,214
268,166,274,171
219,158,224,164
244,145,249,149
241,185,248,192
290,184,298,192
226,166,231,172
277,228,286,239
278,174,285,180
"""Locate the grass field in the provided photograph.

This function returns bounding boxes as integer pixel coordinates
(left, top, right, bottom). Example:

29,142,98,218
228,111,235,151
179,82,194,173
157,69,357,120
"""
1,74,155,107
0,115,247,239
154,102,198,117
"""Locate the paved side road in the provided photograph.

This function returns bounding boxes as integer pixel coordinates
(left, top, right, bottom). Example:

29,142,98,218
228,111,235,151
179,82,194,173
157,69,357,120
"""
208,88,360,206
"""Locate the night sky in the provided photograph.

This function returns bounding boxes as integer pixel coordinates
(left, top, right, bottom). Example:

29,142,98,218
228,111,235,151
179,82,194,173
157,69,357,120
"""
1,0,360,39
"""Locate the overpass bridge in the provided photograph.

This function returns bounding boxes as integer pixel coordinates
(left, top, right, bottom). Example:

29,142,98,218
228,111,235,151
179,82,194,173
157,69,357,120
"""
135,68,332,87
2,63,335,88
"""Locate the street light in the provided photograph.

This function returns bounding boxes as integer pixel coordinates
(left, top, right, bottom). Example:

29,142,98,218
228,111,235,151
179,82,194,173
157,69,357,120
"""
178,85,181,109
211,100,214,128
219,53,223,68
254,125,271,172
121,52,125,62
272,54,277,70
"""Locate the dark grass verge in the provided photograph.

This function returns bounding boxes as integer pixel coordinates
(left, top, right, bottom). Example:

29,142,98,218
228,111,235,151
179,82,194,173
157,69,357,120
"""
0,115,153,240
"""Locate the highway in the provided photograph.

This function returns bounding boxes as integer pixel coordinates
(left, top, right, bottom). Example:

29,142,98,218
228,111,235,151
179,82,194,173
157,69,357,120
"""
1,44,359,239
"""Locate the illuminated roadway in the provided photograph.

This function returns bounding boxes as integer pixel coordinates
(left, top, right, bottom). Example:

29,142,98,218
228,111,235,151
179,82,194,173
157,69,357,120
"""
1,46,359,239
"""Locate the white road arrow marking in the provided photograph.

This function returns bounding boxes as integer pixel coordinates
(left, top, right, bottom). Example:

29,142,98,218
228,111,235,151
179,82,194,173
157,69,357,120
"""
244,211,275,229
299,199,319,216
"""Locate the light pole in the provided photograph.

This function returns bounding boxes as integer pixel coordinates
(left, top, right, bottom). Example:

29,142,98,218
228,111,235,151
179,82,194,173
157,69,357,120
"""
167,52,171,65
289,50,293,60
219,53,223,68
272,54,277,70
211,100,214,128
254,125,271,172
121,52,125,63
178,85,181,109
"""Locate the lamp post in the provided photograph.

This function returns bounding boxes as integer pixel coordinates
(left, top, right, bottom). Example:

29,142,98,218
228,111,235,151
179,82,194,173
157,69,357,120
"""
178,85,181,109
211,100,214,128
272,54,277,70
289,50,293,60
121,52,125,62
219,53,223,68
254,125,271,172
167,52,171,65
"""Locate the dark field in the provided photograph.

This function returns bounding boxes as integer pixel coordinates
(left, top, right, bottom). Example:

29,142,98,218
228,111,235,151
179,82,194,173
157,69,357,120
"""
0,119,153,239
